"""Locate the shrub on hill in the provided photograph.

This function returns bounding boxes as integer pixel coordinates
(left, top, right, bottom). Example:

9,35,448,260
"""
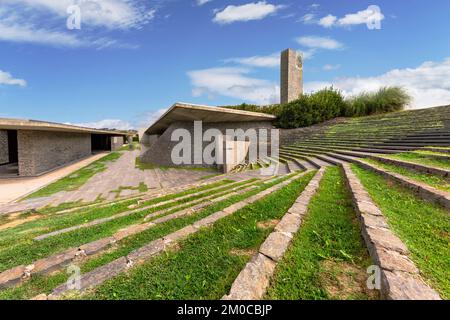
345,87,411,117
276,87,346,128
223,86,411,129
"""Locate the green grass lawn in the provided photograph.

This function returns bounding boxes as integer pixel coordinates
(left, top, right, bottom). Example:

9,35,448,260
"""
0,173,302,300
364,158,450,192
24,152,122,200
0,180,256,272
266,167,376,300
352,165,450,299
384,152,450,170
81,172,316,300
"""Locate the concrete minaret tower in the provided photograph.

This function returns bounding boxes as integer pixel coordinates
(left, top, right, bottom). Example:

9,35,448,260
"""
280,49,303,104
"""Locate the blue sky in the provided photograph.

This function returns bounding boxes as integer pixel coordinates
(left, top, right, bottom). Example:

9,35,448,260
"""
1,0,450,130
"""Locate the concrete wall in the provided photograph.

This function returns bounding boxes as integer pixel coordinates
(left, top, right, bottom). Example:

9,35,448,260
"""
17,130,91,176
140,121,275,168
111,136,124,151
0,130,8,165
280,49,303,104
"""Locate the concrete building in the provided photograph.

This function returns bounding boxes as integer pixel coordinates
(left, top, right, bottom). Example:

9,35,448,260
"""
0,118,130,177
141,103,277,172
280,48,303,104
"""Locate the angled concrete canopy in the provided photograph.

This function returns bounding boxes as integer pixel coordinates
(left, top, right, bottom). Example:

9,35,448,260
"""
144,102,277,135
0,118,130,136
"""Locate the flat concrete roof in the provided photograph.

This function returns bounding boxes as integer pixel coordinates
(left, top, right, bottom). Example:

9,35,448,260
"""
145,102,276,135
0,118,130,136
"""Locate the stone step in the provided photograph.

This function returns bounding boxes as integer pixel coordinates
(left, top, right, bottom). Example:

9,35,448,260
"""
373,141,450,147
282,148,346,166
286,161,302,173
341,164,441,300
280,154,316,171
223,168,326,300
39,171,309,299
33,179,260,242
367,155,450,180
343,158,450,210
1,178,272,290
279,151,327,169
421,147,450,154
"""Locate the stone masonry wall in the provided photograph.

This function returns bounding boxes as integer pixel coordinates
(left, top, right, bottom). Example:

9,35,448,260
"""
0,130,8,165
140,121,275,168
111,136,124,151
17,130,92,176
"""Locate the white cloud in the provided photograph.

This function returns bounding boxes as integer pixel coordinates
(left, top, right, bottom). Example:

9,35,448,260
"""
338,6,384,27
299,13,316,24
0,70,27,87
0,21,85,47
296,36,343,50
75,119,133,130
305,58,450,109
318,14,337,28
316,5,385,28
225,53,280,68
0,0,156,48
213,1,283,24
187,67,279,105
196,0,213,6
4,0,156,30
323,64,341,71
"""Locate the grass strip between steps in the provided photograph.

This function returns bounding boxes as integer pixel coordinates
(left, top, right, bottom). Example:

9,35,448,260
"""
364,159,450,192
352,164,450,299
0,172,303,300
0,179,256,272
76,171,317,300
383,152,450,171
0,179,234,245
266,166,376,300
24,152,123,200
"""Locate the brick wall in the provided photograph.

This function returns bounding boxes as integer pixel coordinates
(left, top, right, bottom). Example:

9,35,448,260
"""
0,130,8,165
17,130,92,176
140,121,275,168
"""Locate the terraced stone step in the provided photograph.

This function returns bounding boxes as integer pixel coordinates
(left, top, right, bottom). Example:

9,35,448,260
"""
279,151,330,168
341,164,441,300
223,168,326,300
37,171,310,299
334,155,450,210
366,155,450,180
281,148,348,167
0,177,281,290
33,179,259,241
291,143,403,155
421,147,450,154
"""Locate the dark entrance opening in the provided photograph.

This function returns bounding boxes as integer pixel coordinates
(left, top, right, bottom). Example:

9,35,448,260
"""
0,130,19,177
8,130,18,163
91,134,111,153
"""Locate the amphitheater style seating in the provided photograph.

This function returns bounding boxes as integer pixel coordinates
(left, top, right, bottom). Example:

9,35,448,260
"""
0,106,448,300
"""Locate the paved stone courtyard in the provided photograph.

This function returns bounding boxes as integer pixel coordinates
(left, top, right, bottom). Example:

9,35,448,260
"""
0,150,220,214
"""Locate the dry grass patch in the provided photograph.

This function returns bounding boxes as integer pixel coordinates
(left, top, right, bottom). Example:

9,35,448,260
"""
319,259,379,300
257,219,279,230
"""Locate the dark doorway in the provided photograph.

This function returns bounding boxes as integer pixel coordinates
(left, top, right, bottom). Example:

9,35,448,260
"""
91,134,111,152
8,130,18,163
0,130,19,177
